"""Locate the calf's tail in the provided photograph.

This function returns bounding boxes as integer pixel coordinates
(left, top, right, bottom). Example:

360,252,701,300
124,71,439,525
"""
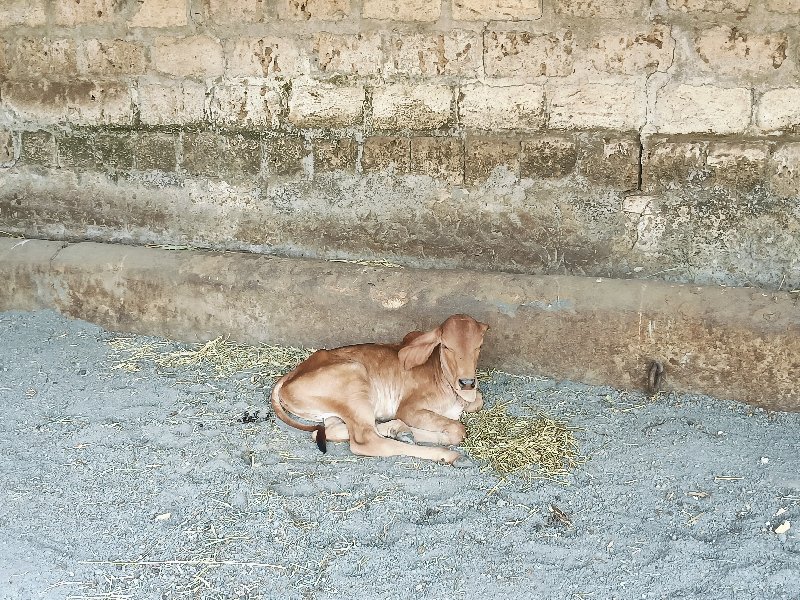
270,379,327,453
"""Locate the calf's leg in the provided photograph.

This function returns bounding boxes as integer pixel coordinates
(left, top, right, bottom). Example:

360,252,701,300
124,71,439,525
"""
396,407,467,445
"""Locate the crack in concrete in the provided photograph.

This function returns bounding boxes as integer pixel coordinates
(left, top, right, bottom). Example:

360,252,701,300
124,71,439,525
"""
637,139,645,192
636,25,680,194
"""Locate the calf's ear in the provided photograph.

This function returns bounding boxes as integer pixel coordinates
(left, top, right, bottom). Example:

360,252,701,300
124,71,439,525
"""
398,327,442,370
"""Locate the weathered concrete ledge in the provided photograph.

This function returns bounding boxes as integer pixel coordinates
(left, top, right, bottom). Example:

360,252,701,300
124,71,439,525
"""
1,238,798,412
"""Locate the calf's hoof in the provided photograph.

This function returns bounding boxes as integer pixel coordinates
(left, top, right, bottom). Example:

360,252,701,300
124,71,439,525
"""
396,430,415,445
452,455,475,468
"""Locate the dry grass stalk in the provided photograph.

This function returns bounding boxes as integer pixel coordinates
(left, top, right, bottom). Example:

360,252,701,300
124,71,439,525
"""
461,402,580,482
79,559,285,569
328,258,404,268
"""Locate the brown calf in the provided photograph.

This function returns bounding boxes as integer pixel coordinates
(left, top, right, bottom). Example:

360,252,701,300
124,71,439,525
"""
270,314,489,466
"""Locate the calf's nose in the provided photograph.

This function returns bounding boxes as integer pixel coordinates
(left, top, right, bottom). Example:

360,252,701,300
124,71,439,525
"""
458,378,476,390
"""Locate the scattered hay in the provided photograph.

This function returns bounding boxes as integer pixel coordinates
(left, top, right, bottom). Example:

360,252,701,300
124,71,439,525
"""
108,336,313,382
461,402,581,483
155,337,314,379
107,338,171,372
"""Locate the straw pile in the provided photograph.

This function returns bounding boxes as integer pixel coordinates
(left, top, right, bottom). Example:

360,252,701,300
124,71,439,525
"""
155,337,314,380
461,402,580,482
108,336,313,383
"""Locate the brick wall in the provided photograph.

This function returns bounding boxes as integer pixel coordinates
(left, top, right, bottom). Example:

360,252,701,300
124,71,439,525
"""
1,0,799,290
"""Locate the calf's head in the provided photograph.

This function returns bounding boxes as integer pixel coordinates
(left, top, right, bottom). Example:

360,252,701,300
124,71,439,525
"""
399,314,489,402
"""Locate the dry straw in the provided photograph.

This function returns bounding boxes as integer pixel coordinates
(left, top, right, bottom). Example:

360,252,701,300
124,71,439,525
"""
109,336,314,382
461,402,581,483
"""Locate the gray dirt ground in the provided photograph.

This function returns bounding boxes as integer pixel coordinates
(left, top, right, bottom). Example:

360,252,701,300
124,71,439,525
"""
0,310,798,600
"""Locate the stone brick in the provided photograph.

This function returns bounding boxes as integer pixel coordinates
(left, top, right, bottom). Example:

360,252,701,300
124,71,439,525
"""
96,134,135,171
20,131,56,167
285,0,350,20
363,0,440,21
138,80,206,126
227,37,304,78
134,133,177,171
452,0,542,20
361,137,410,173
313,138,357,173
520,136,577,179
767,0,800,12
554,0,645,17
465,137,519,185
642,141,707,191
667,0,749,11
182,132,261,179
55,0,122,25
410,137,464,184
578,135,640,191
152,36,224,78
372,84,452,130
8,39,78,78
384,31,482,78
315,33,383,76
0,0,46,28
81,40,146,76
460,84,545,131
549,82,646,131
3,80,133,126
756,88,800,132
695,26,788,77
57,134,95,169
768,143,800,198
207,0,263,23
210,84,282,130
1,129,15,166
584,25,674,75
58,132,134,171
265,136,307,177
129,0,188,27
485,31,574,78
653,84,751,134
627,201,665,255
289,81,364,128
706,142,768,190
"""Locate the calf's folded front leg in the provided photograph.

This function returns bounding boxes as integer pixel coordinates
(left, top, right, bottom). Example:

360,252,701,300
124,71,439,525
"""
341,406,466,465
349,429,464,465
395,407,467,446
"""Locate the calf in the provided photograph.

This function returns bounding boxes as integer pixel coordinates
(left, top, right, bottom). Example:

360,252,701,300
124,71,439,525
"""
270,314,489,466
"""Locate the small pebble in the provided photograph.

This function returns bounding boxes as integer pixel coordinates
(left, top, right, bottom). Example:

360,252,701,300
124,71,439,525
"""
774,521,791,535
